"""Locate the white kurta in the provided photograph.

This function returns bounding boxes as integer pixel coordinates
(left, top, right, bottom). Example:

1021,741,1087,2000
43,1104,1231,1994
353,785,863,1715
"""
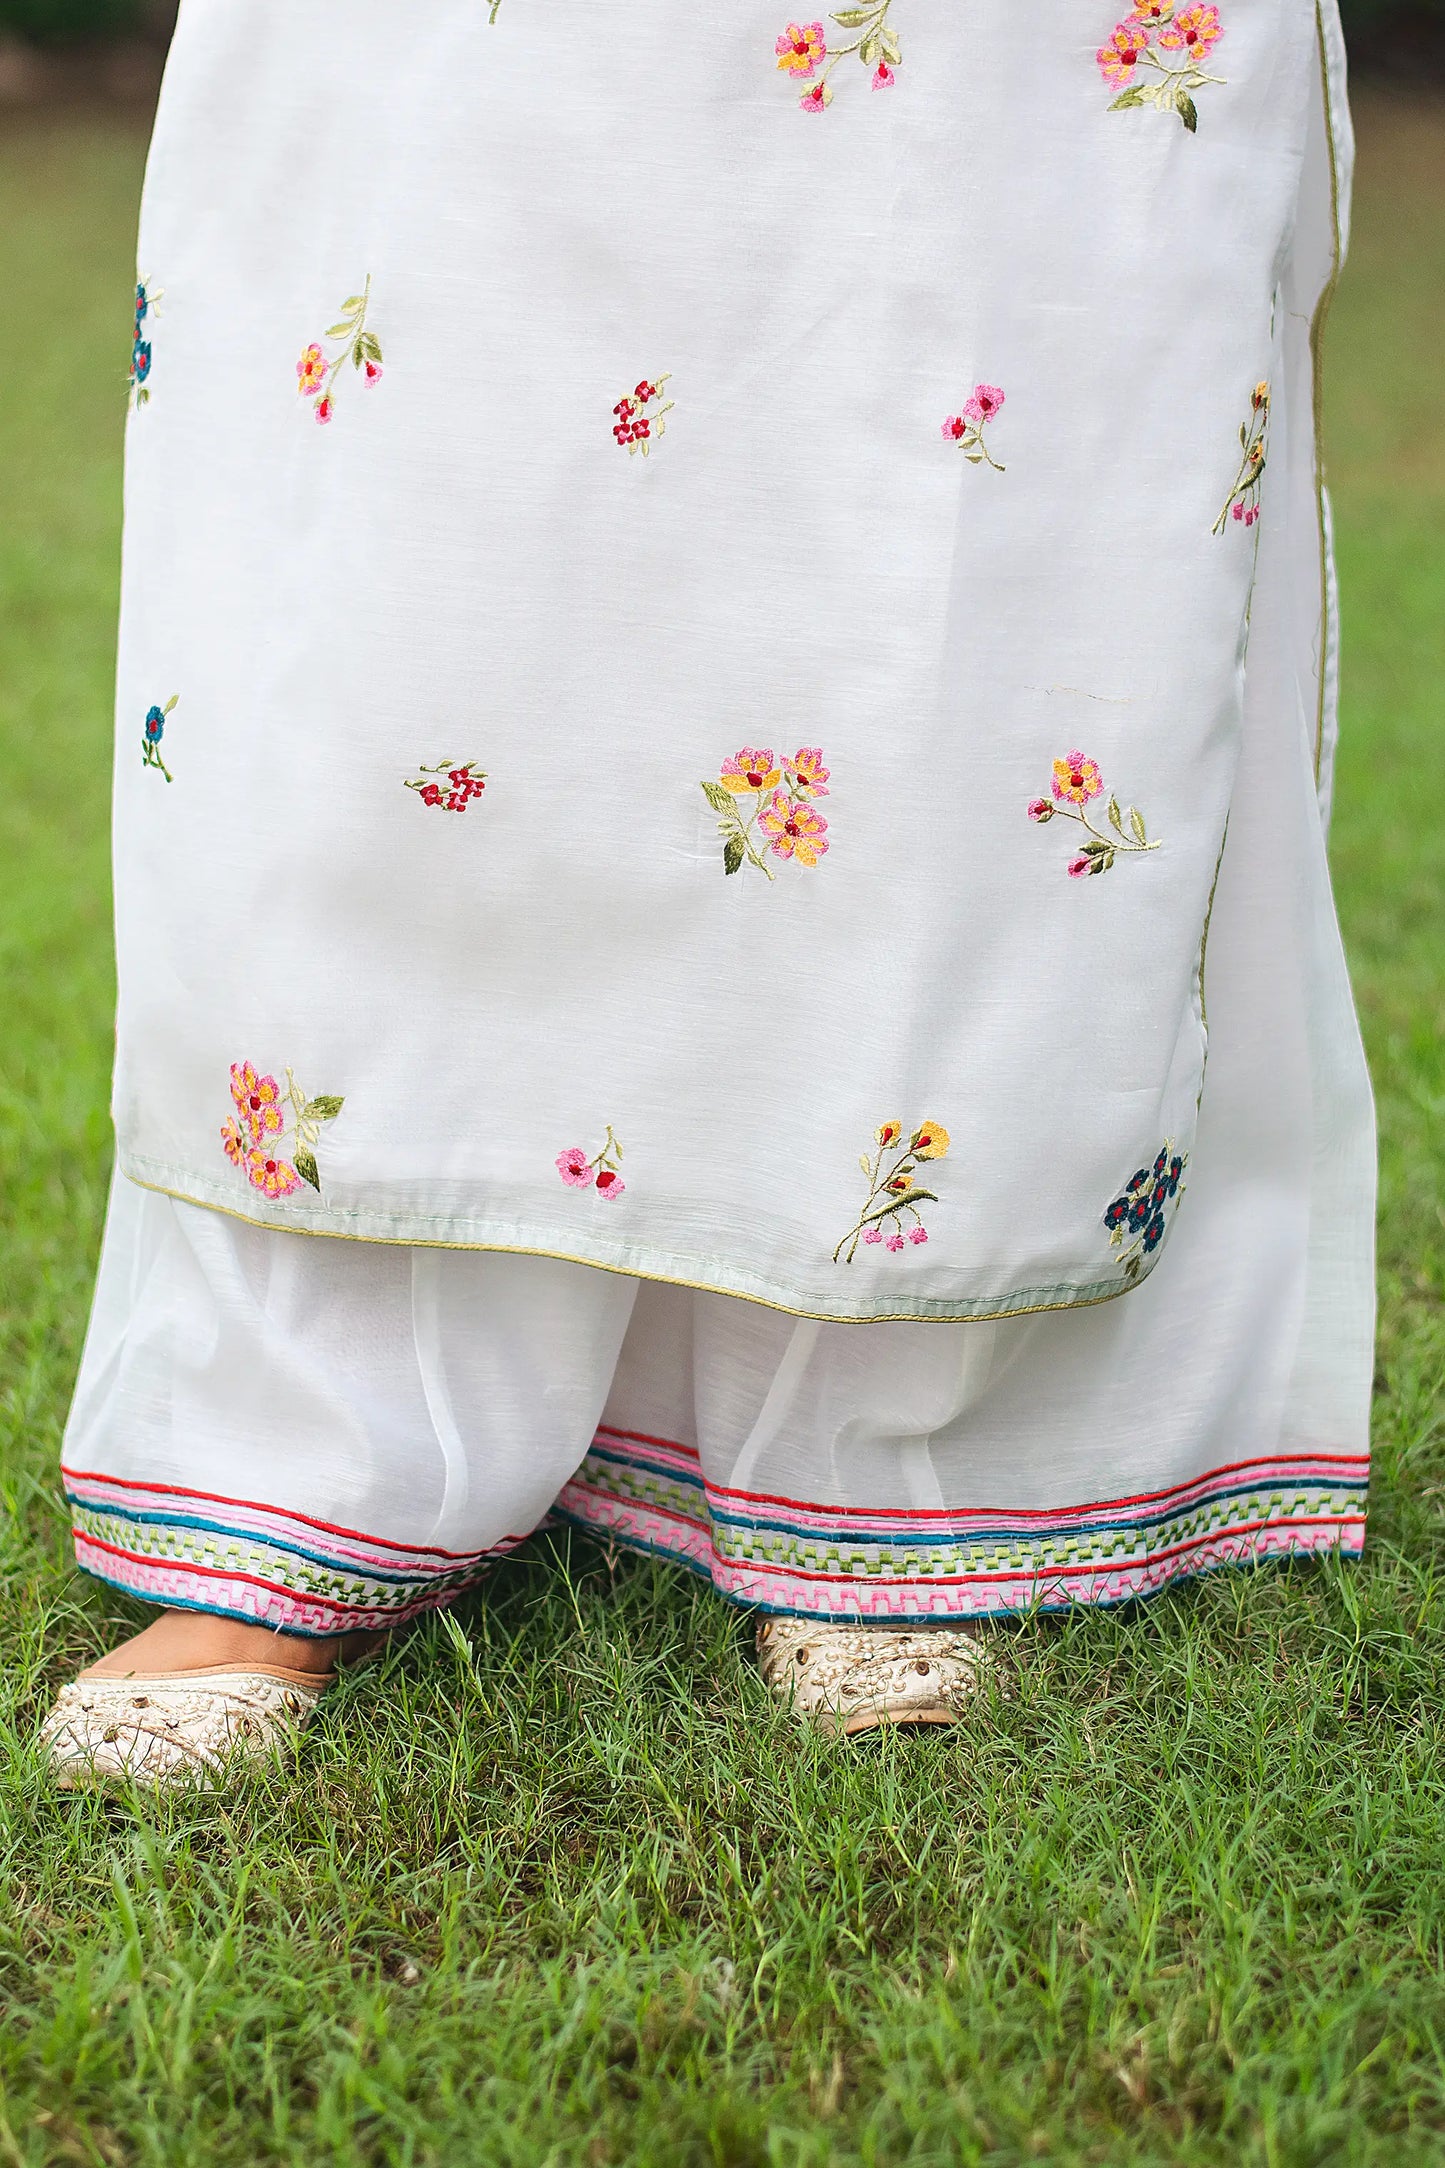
112,0,1363,1326
64,0,1375,1630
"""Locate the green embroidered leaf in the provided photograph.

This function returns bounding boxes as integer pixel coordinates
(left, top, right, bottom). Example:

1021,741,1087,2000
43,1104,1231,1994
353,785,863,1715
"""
860,31,881,63
361,333,383,362
1129,806,1148,845
859,1157,872,1176
295,1147,321,1192
723,835,745,877
861,1189,938,1225
1176,89,1199,131
880,27,901,61
831,7,876,24
1109,87,1146,109
305,1096,345,1121
1107,795,1124,835
701,780,734,815
326,321,356,339
163,694,179,714
340,295,367,314
1080,840,1111,858
1089,851,1114,875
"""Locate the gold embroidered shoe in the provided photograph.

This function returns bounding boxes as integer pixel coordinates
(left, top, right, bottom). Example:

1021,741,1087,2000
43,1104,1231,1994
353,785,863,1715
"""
755,1616,992,1737
38,1663,328,1790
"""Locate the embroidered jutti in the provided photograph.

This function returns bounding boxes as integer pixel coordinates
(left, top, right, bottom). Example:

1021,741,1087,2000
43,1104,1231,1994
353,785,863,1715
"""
65,0,1375,1628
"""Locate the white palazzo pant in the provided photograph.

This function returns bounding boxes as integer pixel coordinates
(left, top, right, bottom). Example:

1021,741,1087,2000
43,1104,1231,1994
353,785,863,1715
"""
65,632,1375,1637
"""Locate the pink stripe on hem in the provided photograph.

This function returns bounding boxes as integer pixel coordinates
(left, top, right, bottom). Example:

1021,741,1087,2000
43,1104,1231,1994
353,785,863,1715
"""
589,1427,1370,1530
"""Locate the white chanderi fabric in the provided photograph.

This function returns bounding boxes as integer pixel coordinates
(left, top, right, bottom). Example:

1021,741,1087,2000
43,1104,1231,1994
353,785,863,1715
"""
68,0,1375,1627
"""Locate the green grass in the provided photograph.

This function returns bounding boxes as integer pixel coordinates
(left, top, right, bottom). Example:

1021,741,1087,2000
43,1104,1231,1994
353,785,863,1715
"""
1,96,1443,2168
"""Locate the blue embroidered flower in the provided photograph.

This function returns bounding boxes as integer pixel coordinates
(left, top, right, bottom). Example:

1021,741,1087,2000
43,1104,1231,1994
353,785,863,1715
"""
1105,1139,1188,1281
141,694,179,781
128,277,162,408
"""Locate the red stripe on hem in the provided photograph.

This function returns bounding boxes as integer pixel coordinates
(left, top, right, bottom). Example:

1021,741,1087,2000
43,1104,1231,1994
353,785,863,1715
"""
560,1489,1367,1589
71,1526,487,1605
61,1462,487,1563
591,1429,1369,1525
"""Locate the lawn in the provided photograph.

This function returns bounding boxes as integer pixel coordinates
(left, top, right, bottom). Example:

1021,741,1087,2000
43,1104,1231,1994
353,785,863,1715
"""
1,92,1443,2168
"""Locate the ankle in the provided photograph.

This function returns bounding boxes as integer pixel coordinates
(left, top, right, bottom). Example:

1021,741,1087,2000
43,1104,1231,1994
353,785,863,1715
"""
82,1609,351,1680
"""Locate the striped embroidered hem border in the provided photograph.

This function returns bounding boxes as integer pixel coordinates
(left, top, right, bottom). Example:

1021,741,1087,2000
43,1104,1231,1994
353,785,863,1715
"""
554,1431,1370,1621
63,1440,1370,1634
61,1464,519,1636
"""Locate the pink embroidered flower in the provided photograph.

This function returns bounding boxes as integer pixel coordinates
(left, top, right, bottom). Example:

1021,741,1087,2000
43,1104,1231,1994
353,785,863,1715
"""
1128,0,1175,21
1160,3,1222,55
963,384,1005,424
365,361,383,387
941,416,968,443
245,1149,302,1199
720,747,782,796
296,344,326,398
1067,856,1092,879
775,20,826,76
1026,798,1051,822
799,80,833,112
759,793,829,866
230,1062,286,1142
221,1118,247,1168
1052,753,1104,806
595,1168,626,1199
863,1224,885,1245
908,1225,929,1244
557,1148,593,1188
787,747,830,798
872,59,895,88
1097,21,1150,84
886,1233,907,1251
315,395,334,426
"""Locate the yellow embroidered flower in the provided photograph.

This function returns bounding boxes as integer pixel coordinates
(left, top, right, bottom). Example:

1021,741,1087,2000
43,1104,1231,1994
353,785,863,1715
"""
1051,752,1104,806
230,1061,286,1141
759,792,829,867
910,1121,950,1159
775,19,826,77
246,1148,302,1200
1159,2,1222,56
296,343,327,397
720,747,782,796
876,1121,903,1148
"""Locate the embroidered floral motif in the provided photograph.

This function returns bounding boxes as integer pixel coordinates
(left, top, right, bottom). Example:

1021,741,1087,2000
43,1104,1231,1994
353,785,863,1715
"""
612,376,673,455
221,1063,344,1198
1027,752,1160,876
557,1128,625,1200
297,278,383,426
942,385,1006,471
834,1119,948,1262
128,277,162,409
1098,3,1224,132
405,760,488,811
1213,381,1270,532
777,3,901,107
140,694,179,782
700,747,831,878
1104,1142,1187,1280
